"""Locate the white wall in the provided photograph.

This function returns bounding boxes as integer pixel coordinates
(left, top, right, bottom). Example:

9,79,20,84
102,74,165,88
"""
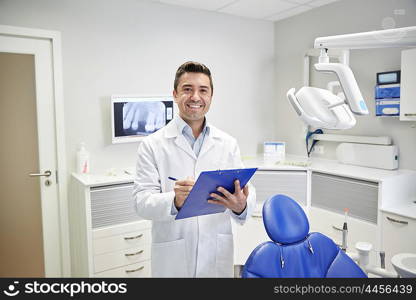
274,0,416,170
0,0,275,173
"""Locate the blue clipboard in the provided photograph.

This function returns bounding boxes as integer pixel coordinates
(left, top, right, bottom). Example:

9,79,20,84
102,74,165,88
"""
175,168,258,220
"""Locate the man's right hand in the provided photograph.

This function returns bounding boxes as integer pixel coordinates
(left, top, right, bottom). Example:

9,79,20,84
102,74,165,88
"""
173,178,195,210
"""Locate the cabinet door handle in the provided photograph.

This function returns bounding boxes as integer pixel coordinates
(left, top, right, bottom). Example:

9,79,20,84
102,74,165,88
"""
125,250,144,257
124,233,143,240
404,113,416,116
125,266,144,273
252,215,262,219
332,225,343,231
386,216,408,225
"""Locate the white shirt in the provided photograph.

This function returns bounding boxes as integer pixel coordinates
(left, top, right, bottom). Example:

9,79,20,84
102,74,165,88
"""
176,116,209,157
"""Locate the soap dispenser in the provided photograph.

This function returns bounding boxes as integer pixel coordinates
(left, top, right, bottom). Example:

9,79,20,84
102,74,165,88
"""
76,142,90,174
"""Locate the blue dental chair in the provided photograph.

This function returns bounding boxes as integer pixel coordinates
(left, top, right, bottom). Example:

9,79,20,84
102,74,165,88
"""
242,194,367,278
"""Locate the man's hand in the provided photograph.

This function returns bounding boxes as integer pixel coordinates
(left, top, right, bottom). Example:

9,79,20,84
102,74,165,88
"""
208,180,249,215
173,178,195,210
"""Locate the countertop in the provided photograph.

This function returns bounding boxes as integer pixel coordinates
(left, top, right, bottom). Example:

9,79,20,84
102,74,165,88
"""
243,154,416,182
72,154,416,219
72,172,134,187
380,200,416,220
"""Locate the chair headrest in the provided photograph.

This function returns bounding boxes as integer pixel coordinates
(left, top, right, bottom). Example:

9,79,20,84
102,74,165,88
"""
262,194,309,244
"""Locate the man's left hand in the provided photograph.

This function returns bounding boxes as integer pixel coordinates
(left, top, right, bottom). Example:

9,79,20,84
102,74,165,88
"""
208,180,249,215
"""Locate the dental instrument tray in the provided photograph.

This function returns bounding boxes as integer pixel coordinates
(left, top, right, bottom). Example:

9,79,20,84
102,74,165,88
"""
175,168,258,220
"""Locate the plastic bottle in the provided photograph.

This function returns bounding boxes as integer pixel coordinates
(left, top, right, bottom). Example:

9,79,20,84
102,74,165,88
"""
76,142,90,174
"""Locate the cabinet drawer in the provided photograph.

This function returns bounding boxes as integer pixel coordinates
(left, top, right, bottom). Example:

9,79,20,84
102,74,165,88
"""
309,206,379,265
311,172,378,224
381,212,416,271
93,229,151,255
90,183,142,228
309,207,378,245
233,216,269,265
251,170,307,208
94,244,151,273
94,260,151,278
92,220,151,239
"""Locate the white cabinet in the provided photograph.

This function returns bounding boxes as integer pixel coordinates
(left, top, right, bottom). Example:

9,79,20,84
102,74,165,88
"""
233,169,307,265
400,48,416,121
69,162,416,277
94,261,151,278
233,216,269,266
234,159,416,273
69,174,152,277
309,172,380,265
381,212,416,271
310,172,378,224
92,221,151,277
309,206,379,265
250,170,307,213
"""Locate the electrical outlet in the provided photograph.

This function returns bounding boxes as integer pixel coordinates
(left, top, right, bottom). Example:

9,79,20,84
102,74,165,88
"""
313,145,325,154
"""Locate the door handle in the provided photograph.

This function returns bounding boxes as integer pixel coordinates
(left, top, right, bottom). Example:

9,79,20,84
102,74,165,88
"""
29,170,52,177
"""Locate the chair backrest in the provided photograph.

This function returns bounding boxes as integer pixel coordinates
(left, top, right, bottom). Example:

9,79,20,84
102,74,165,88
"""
242,194,367,278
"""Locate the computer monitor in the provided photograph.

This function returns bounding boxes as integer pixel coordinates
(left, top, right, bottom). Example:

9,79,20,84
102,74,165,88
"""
111,95,174,144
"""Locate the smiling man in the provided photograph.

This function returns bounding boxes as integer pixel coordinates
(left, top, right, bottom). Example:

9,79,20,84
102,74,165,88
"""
133,61,256,277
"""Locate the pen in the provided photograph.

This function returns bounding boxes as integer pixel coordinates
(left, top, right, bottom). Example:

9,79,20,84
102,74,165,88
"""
168,176,178,181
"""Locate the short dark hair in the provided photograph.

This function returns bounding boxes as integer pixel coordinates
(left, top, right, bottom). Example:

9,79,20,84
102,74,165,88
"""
174,61,213,94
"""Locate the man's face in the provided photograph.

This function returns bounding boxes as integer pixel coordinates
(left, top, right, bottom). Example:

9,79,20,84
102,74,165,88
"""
173,72,212,123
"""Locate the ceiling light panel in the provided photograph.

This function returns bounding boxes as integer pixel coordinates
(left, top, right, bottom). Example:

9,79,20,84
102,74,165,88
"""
157,0,237,11
284,0,314,4
266,5,312,21
218,0,297,19
307,0,340,7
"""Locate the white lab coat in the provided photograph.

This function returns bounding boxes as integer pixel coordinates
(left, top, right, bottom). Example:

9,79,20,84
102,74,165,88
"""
133,117,256,277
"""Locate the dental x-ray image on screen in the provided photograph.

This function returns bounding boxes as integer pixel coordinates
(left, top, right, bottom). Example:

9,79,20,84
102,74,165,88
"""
111,95,173,143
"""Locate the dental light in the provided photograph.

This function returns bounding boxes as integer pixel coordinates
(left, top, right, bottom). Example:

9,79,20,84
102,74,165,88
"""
287,26,416,130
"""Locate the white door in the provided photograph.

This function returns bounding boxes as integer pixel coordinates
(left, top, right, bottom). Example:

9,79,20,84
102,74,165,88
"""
0,34,62,276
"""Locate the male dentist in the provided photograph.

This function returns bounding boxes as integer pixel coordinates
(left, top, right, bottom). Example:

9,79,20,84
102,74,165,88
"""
133,61,256,277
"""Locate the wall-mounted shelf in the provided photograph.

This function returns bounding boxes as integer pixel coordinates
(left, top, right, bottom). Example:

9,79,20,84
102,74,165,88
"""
312,134,391,145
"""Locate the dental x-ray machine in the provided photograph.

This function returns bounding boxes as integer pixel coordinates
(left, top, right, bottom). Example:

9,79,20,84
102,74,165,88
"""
287,26,416,130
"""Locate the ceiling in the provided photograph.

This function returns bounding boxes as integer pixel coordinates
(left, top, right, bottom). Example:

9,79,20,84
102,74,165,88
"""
150,0,340,22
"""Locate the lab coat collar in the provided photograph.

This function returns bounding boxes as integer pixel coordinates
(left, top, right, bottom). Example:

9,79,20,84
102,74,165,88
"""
164,114,220,139
164,115,221,160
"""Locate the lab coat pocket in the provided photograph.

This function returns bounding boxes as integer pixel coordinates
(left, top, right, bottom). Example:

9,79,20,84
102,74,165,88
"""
151,239,188,277
216,233,234,277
